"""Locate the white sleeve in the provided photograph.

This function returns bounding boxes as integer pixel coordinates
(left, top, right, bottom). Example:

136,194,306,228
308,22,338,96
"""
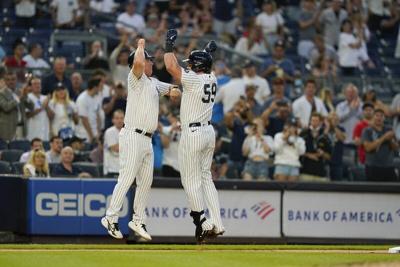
77,97,88,117
116,14,124,29
104,129,118,149
295,137,306,155
155,79,172,96
266,136,274,150
181,69,200,92
255,14,262,26
274,134,284,153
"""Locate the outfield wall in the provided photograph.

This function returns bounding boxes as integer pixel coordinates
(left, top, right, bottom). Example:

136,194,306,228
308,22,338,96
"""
1,176,400,243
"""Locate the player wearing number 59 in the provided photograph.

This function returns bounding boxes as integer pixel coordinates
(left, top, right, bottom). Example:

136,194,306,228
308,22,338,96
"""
101,38,181,241
164,29,225,242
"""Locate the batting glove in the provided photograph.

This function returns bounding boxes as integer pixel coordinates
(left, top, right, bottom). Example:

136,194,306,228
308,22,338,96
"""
204,40,217,53
165,29,178,53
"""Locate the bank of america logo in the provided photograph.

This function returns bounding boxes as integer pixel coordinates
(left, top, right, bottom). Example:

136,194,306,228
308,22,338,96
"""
251,201,275,220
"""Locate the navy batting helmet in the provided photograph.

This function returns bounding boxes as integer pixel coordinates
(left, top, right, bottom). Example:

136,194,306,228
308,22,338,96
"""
183,50,213,74
128,49,154,68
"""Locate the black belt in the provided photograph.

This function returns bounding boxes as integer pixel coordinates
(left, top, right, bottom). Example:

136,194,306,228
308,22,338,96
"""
189,121,211,127
134,128,153,138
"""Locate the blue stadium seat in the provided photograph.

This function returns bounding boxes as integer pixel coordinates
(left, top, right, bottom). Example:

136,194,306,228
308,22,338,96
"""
0,160,12,174
0,149,24,163
73,162,100,177
0,139,7,150
11,161,24,175
8,140,30,152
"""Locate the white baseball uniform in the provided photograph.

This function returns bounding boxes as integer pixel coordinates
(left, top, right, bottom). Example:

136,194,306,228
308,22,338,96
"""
179,69,225,233
106,71,170,224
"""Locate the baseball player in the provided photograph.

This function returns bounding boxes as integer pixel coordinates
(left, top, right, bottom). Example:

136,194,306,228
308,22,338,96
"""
164,29,225,242
101,39,181,240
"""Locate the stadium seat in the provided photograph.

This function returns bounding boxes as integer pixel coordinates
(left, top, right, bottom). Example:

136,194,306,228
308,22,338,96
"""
349,166,366,182
8,140,30,152
0,149,24,163
11,161,24,175
73,162,100,177
0,160,11,174
0,139,7,150
98,163,104,177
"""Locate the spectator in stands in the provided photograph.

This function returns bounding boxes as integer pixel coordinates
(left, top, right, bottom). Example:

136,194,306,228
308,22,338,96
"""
299,112,332,181
263,100,293,137
214,60,231,87
70,72,84,100
90,0,118,13
152,46,172,84
390,91,400,139
75,0,90,29
215,68,246,114
4,39,27,82
160,117,181,178
51,0,78,29
82,41,109,70
68,136,88,162
308,35,337,68
15,0,36,28
0,69,33,141
242,118,274,180
261,77,290,117
75,78,102,143
297,0,322,58
42,57,73,98
242,84,263,116
91,69,111,101
319,88,335,113
26,77,51,141
380,3,400,38
351,9,375,69
103,110,123,177
362,89,390,116
325,112,346,180
362,109,398,182
367,0,393,32
242,61,270,106
89,132,103,164
336,83,362,144
319,0,348,48
102,82,127,129
23,149,49,178
48,83,78,138
224,99,254,177
20,138,44,163
116,1,146,37
353,102,374,164
261,40,295,85
46,136,63,163
52,146,91,177
255,0,284,53
292,78,328,128
273,118,305,182
109,34,131,87
213,0,237,37
143,13,167,51
23,43,51,77
234,27,268,60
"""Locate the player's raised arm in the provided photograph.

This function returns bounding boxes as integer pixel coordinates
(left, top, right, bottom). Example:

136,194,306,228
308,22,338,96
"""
132,38,146,79
164,29,182,84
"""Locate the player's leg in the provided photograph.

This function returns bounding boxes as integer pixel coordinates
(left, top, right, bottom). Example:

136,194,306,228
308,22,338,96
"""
200,128,225,235
128,141,154,241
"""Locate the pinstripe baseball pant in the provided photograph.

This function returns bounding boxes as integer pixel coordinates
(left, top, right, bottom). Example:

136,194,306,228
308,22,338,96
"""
179,125,224,232
106,128,154,224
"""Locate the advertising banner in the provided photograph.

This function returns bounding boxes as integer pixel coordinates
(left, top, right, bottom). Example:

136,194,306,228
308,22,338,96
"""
145,188,281,237
27,178,132,235
283,191,400,239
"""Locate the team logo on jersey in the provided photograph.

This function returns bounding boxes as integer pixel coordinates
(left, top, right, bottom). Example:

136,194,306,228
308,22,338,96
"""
251,201,275,220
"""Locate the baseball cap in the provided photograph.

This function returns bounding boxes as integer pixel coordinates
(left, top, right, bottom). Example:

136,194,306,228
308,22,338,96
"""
274,40,285,48
54,82,65,90
243,60,255,68
285,117,298,127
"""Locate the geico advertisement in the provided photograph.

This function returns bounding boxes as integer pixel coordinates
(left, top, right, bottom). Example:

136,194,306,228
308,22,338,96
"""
28,178,131,235
283,191,400,239
145,188,281,237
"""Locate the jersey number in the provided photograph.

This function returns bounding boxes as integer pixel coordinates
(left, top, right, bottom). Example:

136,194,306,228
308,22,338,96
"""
202,83,217,103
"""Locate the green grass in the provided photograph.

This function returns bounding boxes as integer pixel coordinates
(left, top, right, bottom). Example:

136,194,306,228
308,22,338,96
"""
0,244,398,267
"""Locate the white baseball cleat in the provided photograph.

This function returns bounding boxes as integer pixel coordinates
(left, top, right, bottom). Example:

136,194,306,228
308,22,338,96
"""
101,217,123,239
128,221,152,241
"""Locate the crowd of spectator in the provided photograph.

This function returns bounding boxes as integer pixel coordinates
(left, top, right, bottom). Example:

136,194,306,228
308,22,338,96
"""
0,0,400,183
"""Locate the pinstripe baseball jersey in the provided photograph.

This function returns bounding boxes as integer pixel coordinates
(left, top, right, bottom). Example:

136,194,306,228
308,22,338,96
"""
125,71,170,132
180,69,217,126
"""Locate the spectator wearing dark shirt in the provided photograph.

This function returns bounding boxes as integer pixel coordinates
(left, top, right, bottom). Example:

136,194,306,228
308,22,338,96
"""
263,100,293,137
261,77,291,117
70,72,84,101
52,146,91,177
353,102,374,164
362,109,399,182
82,41,109,70
300,112,332,181
325,112,346,181
42,57,73,98
213,0,236,36
67,136,89,162
152,47,172,83
102,82,127,129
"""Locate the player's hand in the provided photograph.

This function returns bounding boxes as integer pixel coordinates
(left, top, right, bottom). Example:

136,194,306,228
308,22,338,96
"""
204,40,217,53
165,29,178,52
169,86,181,98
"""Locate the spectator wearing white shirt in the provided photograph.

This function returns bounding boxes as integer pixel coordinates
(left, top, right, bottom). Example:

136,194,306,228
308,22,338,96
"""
46,136,63,163
90,0,118,13
91,69,111,131
255,0,284,53
273,118,305,182
318,0,348,48
336,83,362,144
103,110,124,176
48,83,78,138
51,0,78,29
242,118,274,180
241,61,270,106
15,0,36,28
160,116,181,178
109,34,131,87
26,77,51,141
215,68,246,114
23,43,50,77
292,78,328,128
116,1,146,37
75,78,102,143
234,27,268,60
20,137,45,163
